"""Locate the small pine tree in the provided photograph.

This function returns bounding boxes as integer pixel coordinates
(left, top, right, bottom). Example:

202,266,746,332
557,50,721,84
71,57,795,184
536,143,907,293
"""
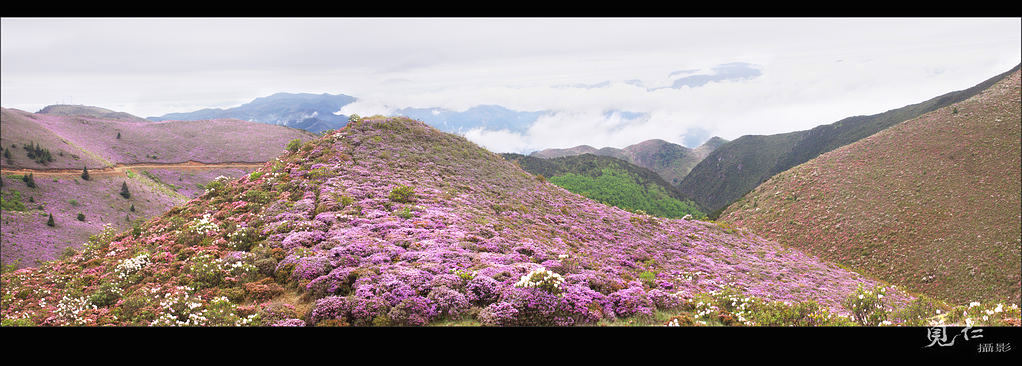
82,166,90,181
130,203,135,212
3,148,10,160
120,182,131,199
117,132,122,139
77,212,85,221
47,213,55,227
25,173,36,189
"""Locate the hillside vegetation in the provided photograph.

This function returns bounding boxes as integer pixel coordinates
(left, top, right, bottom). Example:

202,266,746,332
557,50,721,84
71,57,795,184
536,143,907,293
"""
12,116,1004,327
723,69,1022,306
1,108,317,269
682,64,1021,214
531,137,727,186
2,107,316,169
502,153,705,219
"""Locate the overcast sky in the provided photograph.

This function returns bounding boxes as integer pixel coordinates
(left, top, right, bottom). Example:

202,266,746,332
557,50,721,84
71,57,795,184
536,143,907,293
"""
2,17,1020,153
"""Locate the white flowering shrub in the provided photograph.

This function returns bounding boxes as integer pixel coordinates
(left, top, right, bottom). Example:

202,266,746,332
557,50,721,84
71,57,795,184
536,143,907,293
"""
944,301,1021,326
115,253,150,280
225,225,260,251
55,295,97,326
679,271,703,282
514,267,565,294
843,284,890,326
692,287,756,326
189,214,220,235
151,288,207,326
184,253,258,289
80,224,120,260
203,296,260,326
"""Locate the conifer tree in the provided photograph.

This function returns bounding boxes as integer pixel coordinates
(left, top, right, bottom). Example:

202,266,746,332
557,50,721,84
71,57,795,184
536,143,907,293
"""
130,203,135,212
25,173,36,188
77,212,85,221
82,166,90,181
117,132,122,139
120,181,131,199
3,147,10,160
47,213,55,227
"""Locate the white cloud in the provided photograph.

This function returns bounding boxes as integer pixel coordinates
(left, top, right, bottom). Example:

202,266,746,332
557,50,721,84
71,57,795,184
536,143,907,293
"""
337,99,394,118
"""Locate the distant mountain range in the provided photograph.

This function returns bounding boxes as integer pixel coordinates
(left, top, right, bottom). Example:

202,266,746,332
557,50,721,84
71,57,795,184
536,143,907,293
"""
531,137,728,185
681,64,1022,215
148,93,357,133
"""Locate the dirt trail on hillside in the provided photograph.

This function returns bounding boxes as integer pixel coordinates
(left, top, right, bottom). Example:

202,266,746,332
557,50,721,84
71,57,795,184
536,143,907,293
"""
1,161,266,178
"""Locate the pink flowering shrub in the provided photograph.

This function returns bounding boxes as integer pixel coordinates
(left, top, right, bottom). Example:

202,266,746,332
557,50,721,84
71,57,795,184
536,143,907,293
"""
608,285,654,318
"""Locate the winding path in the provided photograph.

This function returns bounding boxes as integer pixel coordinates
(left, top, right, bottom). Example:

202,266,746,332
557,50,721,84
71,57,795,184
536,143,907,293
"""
1,161,266,178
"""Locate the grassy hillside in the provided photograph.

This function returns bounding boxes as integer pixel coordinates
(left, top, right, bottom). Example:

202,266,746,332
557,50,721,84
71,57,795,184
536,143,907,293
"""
723,69,1021,306
681,131,804,217
682,64,1021,214
1,108,317,270
502,153,705,219
0,166,257,269
37,104,149,122
1,107,317,169
1,109,113,170
6,116,987,327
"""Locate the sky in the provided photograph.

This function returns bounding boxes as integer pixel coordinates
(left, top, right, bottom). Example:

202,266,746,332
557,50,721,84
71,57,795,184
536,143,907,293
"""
2,17,1020,153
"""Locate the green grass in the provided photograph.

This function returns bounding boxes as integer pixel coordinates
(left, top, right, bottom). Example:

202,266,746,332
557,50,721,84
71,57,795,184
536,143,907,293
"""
1,190,27,211
503,153,706,219
549,168,704,219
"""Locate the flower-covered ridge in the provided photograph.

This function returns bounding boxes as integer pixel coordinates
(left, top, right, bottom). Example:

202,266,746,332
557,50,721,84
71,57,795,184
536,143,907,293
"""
4,115,1015,327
